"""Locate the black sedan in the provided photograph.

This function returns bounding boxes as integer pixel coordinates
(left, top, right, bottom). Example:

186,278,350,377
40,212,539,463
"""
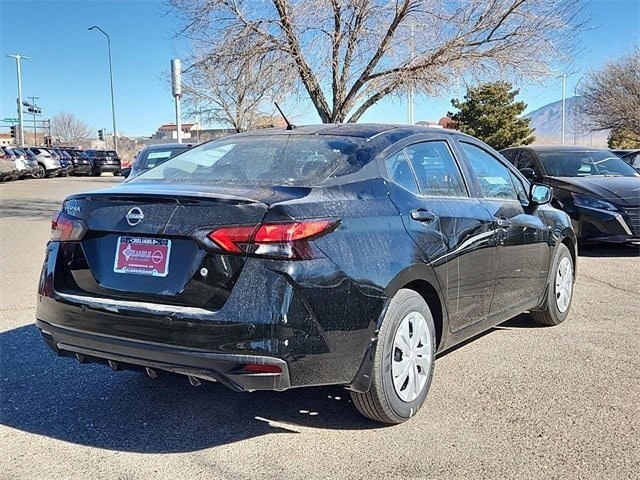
611,149,640,171
501,145,640,244
37,125,576,424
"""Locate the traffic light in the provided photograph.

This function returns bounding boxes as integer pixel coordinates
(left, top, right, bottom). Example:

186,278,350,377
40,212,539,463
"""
10,125,16,139
98,129,105,141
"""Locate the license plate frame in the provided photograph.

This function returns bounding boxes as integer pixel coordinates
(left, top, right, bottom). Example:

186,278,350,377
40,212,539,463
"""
113,236,171,277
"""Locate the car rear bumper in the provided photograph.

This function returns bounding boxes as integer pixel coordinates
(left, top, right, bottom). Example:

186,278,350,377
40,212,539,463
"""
36,242,384,391
93,163,121,172
72,164,92,175
37,318,291,391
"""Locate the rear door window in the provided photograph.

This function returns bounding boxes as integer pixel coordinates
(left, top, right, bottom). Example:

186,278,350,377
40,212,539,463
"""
405,141,467,197
385,151,420,195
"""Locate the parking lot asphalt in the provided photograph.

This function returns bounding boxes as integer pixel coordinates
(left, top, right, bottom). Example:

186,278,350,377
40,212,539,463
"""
1,176,639,480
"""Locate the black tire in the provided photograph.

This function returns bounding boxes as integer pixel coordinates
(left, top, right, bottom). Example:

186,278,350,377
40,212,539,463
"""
91,170,101,177
33,164,46,179
351,289,436,424
531,244,574,326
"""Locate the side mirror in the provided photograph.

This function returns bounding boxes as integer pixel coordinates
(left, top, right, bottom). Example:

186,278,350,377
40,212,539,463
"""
530,183,552,205
519,167,536,180
121,167,131,179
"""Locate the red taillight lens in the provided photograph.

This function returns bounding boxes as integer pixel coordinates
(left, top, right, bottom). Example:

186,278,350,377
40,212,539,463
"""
254,220,333,243
50,211,88,242
205,219,337,260
207,225,257,253
242,363,282,374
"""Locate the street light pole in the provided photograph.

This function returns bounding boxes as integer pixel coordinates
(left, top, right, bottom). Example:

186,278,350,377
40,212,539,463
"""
88,26,117,152
573,76,584,145
7,54,29,147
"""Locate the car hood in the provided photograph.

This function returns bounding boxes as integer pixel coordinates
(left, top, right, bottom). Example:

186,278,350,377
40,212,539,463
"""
545,175,640,207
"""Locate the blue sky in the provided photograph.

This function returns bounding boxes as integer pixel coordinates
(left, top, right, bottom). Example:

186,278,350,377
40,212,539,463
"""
1,0,638,137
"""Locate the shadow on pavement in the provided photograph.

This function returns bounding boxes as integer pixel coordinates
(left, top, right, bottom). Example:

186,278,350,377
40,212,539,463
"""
578,243,640,258
0,325,378,453
0,199,63,220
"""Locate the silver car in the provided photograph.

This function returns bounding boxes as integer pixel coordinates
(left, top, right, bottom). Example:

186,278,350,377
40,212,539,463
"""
6,147,39,179
0,147,19,181
25,147,61,178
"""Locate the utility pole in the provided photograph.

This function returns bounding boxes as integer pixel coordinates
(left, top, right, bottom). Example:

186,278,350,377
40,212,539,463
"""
7,54,29,147
171,59,183,143
28,96,39,144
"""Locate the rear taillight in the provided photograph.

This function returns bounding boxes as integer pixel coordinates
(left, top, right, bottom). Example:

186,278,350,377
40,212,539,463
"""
204,219,337,260
50,211,88,242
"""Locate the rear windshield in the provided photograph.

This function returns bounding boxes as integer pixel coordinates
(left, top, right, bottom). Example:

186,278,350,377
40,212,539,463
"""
137,147,189,169
538,151,639,177
133,135,364,185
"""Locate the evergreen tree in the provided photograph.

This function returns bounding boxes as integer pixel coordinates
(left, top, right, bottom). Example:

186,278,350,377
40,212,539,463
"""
448,82,535,151
607,127,640,149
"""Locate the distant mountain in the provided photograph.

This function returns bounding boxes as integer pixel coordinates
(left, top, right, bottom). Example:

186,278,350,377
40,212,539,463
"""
524,96,608,147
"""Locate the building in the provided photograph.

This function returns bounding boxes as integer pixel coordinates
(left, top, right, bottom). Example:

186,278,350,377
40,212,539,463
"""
153,123,201,141
0,133,15,147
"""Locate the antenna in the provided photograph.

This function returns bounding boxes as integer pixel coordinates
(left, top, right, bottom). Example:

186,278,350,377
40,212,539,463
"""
274,102,295,130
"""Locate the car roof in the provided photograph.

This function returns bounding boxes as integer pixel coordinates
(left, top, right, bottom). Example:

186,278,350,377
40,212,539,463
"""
226,123,467,143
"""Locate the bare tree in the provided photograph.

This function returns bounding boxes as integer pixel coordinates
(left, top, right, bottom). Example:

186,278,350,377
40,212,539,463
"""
184,38,294,132
50,112,93,143
171,0,587,123
578,47,640,134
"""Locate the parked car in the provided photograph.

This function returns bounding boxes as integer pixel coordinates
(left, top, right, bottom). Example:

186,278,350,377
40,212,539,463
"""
63,149,92,176
85,149,121,176
37,125,577,424
51,148,73,176
6,147,39,179
123,143,194,180
500,145,640,243
0,147,19,181
611,149,640,171
25,147,61,178
106,150,122,175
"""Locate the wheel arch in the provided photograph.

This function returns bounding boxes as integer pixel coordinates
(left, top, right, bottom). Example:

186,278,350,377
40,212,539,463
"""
383,264,448,352
559,230,577,277
346,264,448,394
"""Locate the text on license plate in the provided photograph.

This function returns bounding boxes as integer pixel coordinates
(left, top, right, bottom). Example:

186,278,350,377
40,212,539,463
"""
113,236,171,277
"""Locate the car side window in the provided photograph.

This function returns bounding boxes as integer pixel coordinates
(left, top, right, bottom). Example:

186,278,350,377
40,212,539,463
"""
461,142,519,200
404,141,468,197
509,171,529,204
516,150,541,176
384,151,420,195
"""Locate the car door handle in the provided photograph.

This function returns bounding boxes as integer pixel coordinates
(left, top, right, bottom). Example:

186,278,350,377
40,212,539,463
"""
411,209,437,222
495,218,512,229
